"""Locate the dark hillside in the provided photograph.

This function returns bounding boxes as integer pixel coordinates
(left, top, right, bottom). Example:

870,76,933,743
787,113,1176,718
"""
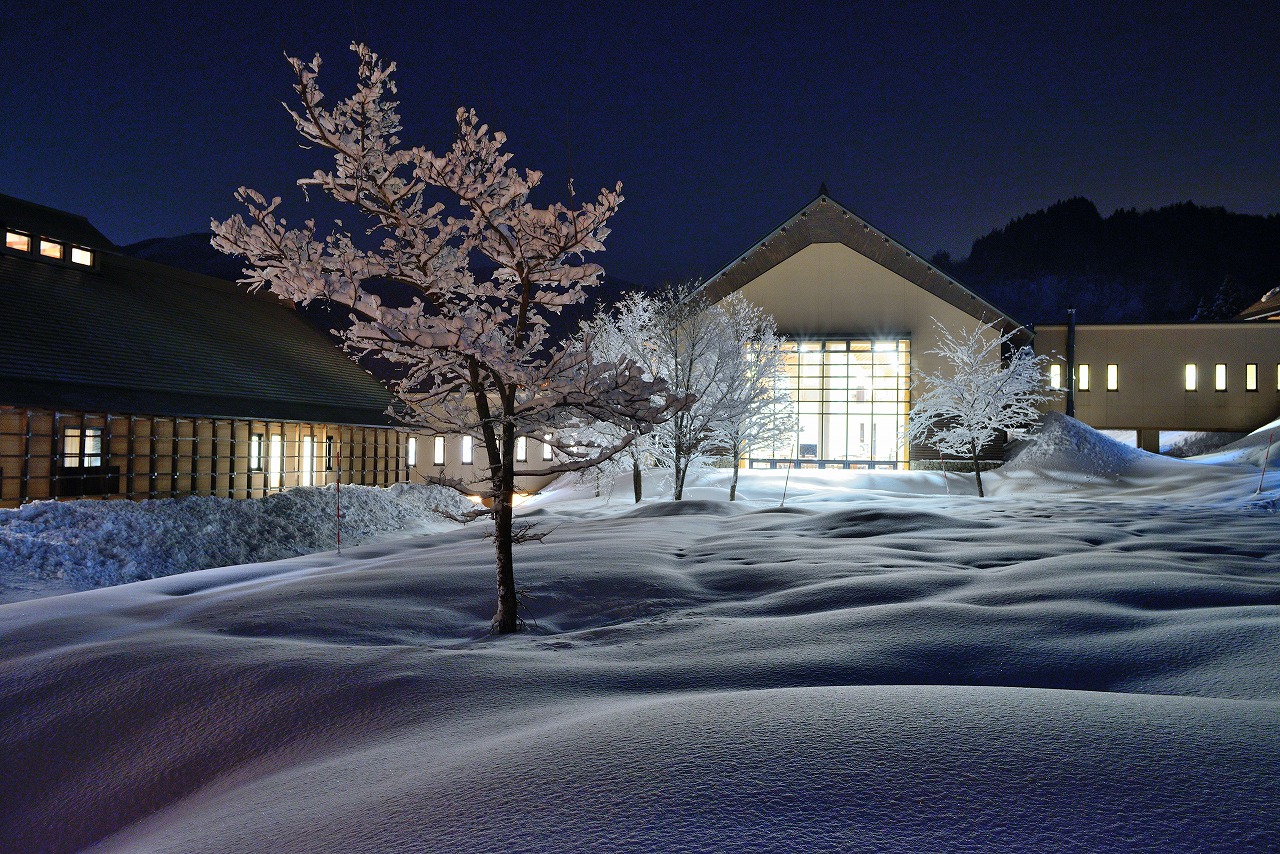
934,199,1280,324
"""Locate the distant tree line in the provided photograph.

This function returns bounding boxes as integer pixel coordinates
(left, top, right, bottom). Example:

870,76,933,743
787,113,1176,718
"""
931,198,1280,324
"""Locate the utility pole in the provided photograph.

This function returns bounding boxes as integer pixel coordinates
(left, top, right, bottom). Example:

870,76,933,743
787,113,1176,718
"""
1065,307,1076,418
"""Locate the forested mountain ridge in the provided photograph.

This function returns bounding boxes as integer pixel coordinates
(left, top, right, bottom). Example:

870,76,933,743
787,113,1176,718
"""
932,198,1280,324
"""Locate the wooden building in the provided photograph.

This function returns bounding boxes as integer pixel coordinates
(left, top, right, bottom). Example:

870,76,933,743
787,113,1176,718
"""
0,194,416,508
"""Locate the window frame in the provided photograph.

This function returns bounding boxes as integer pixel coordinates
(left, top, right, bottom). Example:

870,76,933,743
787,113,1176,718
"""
461,435,474,465
5,230,31,252
1214,363,1227,392
1184,364,1198,392
433,435,445,466
406,435,418,467
1077,364,1091,392
1246,363,1258,392
515,435,528,463
1106,364,1118,392
62,426,103,468
249,432,265,472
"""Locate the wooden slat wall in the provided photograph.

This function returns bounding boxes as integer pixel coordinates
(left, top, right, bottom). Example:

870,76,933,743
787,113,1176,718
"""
0,406,411,509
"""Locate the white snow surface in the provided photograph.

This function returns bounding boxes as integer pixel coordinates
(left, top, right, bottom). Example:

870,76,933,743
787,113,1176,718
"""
2,414,1280,852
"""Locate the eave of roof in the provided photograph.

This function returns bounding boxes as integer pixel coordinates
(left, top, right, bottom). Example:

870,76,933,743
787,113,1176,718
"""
699,193,1028,341
0,192,116,250
0,249,398,426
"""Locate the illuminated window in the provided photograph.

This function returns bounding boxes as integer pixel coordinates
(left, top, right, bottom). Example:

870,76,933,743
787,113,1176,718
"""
461,435,473,465
249,433,265,471
543,433,554,461
1215,363,1227,391
1048,364,1061,388
1246,364,1258,391
269,434,284,488
1185,364,1197,391
1106,364,1118,391
1077,364,1090,391
515,436,527,463
300,436,315,486
5,230,30,252
39,239,62,259
62,427,102,467
70,246,93,266
433,436,445,465
407,436,418,467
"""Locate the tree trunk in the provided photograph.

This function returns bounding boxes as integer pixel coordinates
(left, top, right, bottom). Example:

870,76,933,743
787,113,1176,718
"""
632,458,643,503
729,456,740,501
971,443,985,498
491,483,519,633
673,454,687,500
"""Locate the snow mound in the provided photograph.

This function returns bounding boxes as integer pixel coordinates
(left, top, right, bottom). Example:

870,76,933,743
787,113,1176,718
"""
0,483,471,600
1003,411,1146,480
1194,414,1280,466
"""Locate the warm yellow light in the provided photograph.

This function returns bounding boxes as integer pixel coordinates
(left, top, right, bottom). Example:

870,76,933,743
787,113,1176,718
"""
1185,364,1197,391
39,239,63,259
5,230,30,252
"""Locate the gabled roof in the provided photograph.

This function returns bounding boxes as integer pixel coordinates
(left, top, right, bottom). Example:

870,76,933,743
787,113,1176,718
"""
0,245,397,426
0,193,115,250
700,193,1026,338
1236,286,1280,321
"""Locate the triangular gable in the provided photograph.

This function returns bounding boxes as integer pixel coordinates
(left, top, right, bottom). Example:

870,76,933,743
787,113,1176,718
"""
700,193,1026,339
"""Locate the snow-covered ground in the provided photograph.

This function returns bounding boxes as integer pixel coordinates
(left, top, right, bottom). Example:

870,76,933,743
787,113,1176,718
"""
2,414,1279,852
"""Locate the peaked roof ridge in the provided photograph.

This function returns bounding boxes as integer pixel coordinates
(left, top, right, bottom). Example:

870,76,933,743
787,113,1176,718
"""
701,191,1025,335
0,191,117,250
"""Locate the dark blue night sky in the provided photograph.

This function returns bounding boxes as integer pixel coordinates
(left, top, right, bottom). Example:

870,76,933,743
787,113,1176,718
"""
2,1,1277,285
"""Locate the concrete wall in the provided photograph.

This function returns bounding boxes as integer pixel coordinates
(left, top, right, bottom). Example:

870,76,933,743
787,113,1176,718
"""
1034,324,1280,433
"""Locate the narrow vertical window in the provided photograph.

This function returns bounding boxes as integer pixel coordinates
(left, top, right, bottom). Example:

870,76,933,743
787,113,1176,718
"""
1077,364,1090,391
1246,364,1258,391
407,436,418,467
249,433,265,471
542,433,554,461
1048,364,1061,388
461,435,473,465
1106,364,1118,391
515,435,527,463
325,436,335,471
300,436,314,486
1215,363,1227,391
268,434,283,488
433,435,445,465
1184,365,1197,391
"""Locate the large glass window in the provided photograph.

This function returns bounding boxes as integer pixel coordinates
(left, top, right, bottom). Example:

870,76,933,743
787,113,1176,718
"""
5,230,30,252
752,338,910,467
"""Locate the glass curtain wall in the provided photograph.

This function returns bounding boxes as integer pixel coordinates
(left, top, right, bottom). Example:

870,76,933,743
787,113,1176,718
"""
752,338,911,468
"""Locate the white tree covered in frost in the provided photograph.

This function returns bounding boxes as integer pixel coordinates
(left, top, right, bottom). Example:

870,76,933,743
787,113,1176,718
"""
589,286,791,500
907,319,1057,497
704,297,794,501
211,44,684,632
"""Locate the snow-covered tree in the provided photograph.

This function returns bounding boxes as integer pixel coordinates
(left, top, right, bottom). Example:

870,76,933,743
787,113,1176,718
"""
703,296,794,501
906,319,1057,497
579,293,662,502
588,286,790,500
211,44,683,632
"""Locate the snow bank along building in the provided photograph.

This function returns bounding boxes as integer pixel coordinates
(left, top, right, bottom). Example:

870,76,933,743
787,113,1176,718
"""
697,192,1280,467
0,194,417,509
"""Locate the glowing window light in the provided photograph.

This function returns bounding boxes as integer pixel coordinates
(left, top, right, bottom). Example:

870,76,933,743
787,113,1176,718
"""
1077,364,1090,391
406,436,418,467
461,435,473,464
1215,364,1227,391
433,436,445,465
1246,364,1258,391
1106,364,1118,391
1048,364,1061,388
515,436,527,463
5,231,30,252
1184,364,1197,391
70,246,93,265
39,239,63,259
